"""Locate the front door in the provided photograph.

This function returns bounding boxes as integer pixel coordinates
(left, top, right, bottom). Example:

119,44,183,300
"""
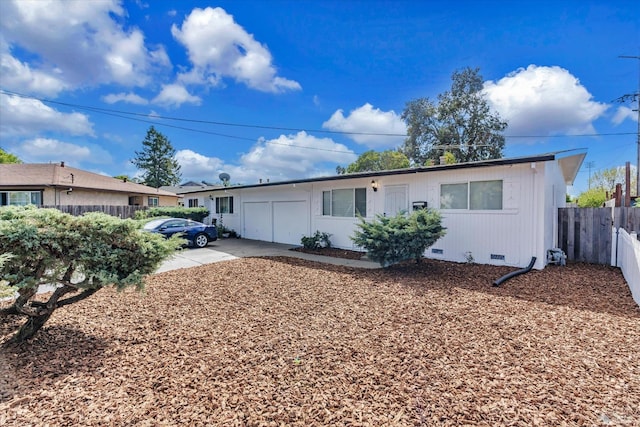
384,185,408,216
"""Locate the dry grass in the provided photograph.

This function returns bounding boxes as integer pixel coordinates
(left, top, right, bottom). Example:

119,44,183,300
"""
1,257,639,426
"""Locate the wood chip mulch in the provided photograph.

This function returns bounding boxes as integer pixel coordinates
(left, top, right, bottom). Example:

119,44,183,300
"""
1,257,639,426
290,247,367,260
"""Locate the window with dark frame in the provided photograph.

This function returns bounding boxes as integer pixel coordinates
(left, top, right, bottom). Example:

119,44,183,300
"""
215,196,234,214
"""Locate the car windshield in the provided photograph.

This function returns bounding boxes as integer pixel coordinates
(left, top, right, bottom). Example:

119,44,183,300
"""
143,219,168,230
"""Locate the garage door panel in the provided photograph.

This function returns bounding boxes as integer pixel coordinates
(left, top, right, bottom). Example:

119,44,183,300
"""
273,201,308,245
243,202,271,241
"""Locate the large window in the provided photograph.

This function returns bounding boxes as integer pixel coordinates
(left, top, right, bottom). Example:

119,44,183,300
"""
1,191,42,206
322,188,366,217
148,196,159,207
188,198,199,208
440,180,503,210
440,183,468,209
215,196,234,214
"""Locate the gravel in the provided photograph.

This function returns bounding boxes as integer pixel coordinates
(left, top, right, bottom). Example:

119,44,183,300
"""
1,257,638,426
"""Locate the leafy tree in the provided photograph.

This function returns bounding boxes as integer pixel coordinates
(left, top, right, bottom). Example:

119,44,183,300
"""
132,126,182,188
576,188,607,207
0,206,182,345
401,67,507,165
0,148,22,164
113,174,143,184
589,165,637,195
351,209,446,267
337,150,410,174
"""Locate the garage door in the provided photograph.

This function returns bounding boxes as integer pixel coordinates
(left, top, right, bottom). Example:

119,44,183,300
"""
273,201,308,245
243,202,272,241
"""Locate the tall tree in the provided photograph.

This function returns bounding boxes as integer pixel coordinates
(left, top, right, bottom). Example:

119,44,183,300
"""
337,150,410,174
132,126,181,188
0,148,22,164
401,67,507,165
589,165,637,195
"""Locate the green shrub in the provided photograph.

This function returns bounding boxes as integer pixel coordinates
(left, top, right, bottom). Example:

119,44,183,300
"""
576,188,607,208
136,206,210,222
301,231,332,250
351,209,446,267
0,206,182,344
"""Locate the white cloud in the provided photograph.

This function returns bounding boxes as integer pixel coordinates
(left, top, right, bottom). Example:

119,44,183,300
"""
612,106,638,125
152,83,202,107
0,0,170,91
322,103,407,148
175,149,225,178
0,93,94,137
483,65,608,136
102,92,149,105
13,137,112,165
174,132,356,184
0,50,68,97
171,7,301,93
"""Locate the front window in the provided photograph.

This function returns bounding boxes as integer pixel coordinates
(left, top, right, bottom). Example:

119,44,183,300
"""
188,198,199,208
440,180,503,210
215,196,234,214
323,188,367,217
470,180,503,210
1,191,42,206
148,196,159,207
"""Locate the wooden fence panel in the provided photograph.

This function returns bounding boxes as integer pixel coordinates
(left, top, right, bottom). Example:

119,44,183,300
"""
558,208,613,264
613,207,640,232
42,205,147,219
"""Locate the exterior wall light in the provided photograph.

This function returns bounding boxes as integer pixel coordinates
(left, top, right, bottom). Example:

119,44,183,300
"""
371,180,378,192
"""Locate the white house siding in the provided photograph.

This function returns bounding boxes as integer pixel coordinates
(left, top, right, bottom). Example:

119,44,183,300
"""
306,164,537,269
184,154,582,270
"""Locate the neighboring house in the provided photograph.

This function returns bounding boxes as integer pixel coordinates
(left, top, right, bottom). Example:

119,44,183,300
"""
183,151,585,270
160,182,222,207
0,163,179,207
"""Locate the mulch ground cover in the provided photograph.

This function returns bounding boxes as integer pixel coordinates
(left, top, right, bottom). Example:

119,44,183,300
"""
1,257,639,426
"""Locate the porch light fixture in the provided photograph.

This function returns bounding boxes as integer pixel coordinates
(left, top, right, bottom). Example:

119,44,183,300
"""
371,180,378,192
66,188,73,195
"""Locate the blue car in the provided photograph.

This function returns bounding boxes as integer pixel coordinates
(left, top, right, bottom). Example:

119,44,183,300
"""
143,218,217,248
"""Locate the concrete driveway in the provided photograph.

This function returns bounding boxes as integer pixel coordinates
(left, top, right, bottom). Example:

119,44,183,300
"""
156,238,378,273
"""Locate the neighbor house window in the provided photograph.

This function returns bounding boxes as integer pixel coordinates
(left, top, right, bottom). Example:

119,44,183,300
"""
148,196,159,207
188,198,199,207
215,196,234,214
1,191,42,206
440,180,503,210
322,188,366,217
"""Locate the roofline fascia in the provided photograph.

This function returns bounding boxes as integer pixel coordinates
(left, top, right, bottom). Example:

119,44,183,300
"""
203,153,558,193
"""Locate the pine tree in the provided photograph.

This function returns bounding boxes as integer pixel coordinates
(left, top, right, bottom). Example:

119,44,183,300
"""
132,126,181,188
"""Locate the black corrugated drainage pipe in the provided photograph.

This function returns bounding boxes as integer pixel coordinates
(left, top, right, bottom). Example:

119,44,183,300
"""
492,257,537,287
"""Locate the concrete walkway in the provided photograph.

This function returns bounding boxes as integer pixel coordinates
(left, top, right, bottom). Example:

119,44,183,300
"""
156,238,379,273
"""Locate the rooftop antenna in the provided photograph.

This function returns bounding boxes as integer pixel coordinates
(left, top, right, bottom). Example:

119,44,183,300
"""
218,172,231,187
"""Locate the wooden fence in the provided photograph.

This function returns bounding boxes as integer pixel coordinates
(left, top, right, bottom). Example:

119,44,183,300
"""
558,207,640,265
42,205,147,219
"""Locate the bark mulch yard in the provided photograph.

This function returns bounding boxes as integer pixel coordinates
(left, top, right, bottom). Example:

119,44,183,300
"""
1,257,639,426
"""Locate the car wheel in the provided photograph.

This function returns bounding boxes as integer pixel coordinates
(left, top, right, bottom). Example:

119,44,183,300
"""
194,233,209,248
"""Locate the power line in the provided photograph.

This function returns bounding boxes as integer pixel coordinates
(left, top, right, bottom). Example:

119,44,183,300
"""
1,89,637,140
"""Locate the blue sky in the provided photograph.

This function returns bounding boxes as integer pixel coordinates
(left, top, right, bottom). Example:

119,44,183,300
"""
0,0,638,195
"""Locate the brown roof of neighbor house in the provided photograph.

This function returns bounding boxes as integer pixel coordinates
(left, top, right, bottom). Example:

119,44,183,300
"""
0,163,178,197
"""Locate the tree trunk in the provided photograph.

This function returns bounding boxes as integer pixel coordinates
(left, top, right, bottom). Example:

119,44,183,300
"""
8,312,53,344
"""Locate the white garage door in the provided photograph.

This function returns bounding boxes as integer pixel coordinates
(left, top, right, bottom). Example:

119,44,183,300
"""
243,202,272,242
273,201,308,245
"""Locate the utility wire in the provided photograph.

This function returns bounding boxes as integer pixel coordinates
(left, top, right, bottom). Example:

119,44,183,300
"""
2,89,637,140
